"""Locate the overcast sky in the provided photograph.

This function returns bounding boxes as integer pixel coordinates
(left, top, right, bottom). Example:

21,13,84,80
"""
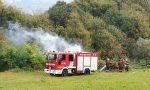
2,0,74,15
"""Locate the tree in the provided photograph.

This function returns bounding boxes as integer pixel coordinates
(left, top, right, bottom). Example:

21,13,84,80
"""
76,0,115,17
0,0,2,9
92,29,122,58
75,0,91,12
0,5,23,26
0,27,5,44
90,4,112,17
55,26,67,38
133,38,150,59
0,42,17,71
124,0,150,27
12,44,44,70
66,12,91,50
104,8,140,39
116,0,123,10
0,0,3,26
48,1,72,27
85,18,106,31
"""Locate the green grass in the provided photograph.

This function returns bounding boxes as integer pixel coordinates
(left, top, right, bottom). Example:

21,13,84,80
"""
0,69,150,90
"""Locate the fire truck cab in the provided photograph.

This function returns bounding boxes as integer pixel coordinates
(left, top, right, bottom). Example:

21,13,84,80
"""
44,52,98,76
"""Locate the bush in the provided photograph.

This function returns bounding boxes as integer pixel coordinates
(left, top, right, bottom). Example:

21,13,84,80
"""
0,42,17,71
15,44,45,70
98,60,105,67
0,42,45,71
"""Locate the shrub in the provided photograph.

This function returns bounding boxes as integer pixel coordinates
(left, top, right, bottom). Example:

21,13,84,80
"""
0,42,45,71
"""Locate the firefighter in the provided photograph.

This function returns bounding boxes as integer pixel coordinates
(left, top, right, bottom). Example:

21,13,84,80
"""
105,58,111,71
125,59,129,72
118,58,125,71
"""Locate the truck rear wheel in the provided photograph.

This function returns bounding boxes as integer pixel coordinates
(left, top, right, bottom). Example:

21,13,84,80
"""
84,69,90,75
62,69,68,77
50,74,54,76
71,69,76,73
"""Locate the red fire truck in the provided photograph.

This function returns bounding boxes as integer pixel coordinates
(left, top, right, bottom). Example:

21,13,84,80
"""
44,51,98,76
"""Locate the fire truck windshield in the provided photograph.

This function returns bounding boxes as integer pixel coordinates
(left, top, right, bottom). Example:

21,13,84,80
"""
46,53,57,61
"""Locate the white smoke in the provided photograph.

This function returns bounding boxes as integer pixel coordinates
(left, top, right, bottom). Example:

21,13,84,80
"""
6,22,82,52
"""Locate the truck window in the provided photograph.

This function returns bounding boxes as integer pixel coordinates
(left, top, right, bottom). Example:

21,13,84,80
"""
60,54,66,61
46,53,57,61
69,55,74,61
58,54,66,65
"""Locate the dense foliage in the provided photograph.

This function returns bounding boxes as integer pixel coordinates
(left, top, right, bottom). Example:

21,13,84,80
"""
0,41,44,71
0,0,150,71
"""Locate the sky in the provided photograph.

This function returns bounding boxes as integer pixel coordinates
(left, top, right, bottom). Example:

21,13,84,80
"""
2,0,74,15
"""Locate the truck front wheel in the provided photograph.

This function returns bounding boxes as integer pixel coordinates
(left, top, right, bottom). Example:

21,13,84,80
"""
62,69,68,77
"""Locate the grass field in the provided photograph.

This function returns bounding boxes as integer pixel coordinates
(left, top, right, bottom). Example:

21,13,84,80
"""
0,69,150,90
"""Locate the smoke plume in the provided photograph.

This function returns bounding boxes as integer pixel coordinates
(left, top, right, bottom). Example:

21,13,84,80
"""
6,22,82,52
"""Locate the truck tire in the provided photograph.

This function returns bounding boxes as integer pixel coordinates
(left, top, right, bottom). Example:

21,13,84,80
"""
71,69,76,73
50,74,54,76
62,69,68,77
84,69,90,75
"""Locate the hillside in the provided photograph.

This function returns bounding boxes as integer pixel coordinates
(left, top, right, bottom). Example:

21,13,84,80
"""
0,0,150,71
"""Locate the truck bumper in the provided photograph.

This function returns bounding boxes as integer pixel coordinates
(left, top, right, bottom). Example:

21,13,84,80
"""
44,69,62,75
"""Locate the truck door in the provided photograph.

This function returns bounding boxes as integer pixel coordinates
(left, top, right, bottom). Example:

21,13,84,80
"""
77,55,84,71
69,54,74,67
58,54,66,65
